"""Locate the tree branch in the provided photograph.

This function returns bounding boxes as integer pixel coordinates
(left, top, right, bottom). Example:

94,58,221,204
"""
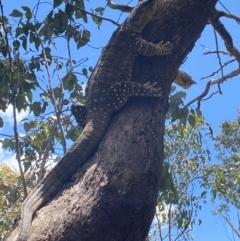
184,67,240,108
184,9,240,108
220,213,240,238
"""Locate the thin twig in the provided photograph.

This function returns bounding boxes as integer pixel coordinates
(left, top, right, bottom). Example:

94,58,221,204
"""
0,133,15,138
63,1,120,26
174,201,193,241
155,209,164,241
56,57,65,120
66,36,73,71
213,28,223,94
220,213,240,238
201,59,236,79
37,122,57,182
32,0,41,21
203,49,229,55
37,33,67,153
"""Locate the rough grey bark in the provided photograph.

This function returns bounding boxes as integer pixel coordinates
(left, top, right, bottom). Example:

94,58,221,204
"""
7,0,218,240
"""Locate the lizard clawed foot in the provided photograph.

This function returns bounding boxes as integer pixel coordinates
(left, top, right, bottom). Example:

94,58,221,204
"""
157,41,174,55
143,82,162,97
144,82,158,88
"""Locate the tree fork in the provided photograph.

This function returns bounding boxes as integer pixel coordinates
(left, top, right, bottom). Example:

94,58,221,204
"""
7,0,217,240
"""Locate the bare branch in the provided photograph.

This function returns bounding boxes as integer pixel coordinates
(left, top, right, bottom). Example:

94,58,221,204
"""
56,58,65,117
66,36,73,71
210,12,240,63
0,133,14,138
106,0,134,12
202,91,218,101
204,49,230,55
213,28,224,94
217,10,240,24
220,213,240,238
204,121,215,139
185,10,240,108
201,59,236,79
184,67,240,108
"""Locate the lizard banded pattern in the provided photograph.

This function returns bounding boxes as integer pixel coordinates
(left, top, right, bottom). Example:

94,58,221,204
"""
106,0,197,89
16,0,173,240
135,40,173,56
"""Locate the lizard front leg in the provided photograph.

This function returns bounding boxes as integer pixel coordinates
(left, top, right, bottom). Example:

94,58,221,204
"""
87,81,163,115
134,39,196,88
135,38,174,56
71,73,195,129
71,103,87,128
72,81,162,126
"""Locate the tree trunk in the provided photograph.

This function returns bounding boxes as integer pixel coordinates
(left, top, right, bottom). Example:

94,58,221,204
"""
8,0,217,240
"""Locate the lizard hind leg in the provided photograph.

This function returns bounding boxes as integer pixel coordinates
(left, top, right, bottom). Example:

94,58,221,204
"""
71,103,87,128
131,81,163,98
105,81,162,113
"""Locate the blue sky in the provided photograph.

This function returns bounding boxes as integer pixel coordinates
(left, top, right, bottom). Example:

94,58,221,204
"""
0,0,239,240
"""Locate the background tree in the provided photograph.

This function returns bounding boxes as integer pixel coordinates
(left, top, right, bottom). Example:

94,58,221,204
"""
148,117,211,241
207,114,240,239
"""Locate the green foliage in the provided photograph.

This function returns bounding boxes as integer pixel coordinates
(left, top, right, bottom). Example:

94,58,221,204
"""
149,111,240,240
149,117,212,240
0,164,34,240
206,114,240,208
0,0,101,171
0,0,101,181
0,1,101,235
168,86,201,127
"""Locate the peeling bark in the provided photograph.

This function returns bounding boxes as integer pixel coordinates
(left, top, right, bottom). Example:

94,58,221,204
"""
7,0,218,240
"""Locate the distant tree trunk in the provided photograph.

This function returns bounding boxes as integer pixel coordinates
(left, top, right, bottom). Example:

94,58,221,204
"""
8,0,217,240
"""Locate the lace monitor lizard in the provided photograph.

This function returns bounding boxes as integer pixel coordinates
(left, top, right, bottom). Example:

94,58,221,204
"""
106,0,197,89
72,1,197,129
16,0,173,240
72,69,196,128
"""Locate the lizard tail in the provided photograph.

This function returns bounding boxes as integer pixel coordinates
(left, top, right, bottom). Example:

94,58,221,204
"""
17,112,111,241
